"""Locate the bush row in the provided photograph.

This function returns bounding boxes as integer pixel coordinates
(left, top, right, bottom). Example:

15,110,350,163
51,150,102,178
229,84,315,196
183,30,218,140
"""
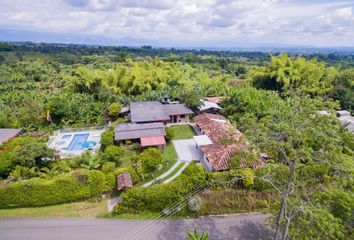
0,169,107,208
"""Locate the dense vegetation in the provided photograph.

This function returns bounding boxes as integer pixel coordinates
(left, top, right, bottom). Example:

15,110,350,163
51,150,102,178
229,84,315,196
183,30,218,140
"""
0,42,353,239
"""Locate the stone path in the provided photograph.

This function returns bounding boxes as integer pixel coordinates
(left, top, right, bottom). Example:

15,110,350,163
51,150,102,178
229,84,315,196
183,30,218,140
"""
107,196,120,212
142,160,183,187
163,161,190,183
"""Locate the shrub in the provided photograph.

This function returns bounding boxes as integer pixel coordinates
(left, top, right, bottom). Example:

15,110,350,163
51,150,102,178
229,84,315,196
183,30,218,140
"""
100,130,114,149
165,127,175,142
231,168,255,188
229,151,257,169
11,141,54,168
102,145,125,165
210,171,235,188
101,162,116,173
0,137,54,178
299,164,329,182
140,148,163,174
0,160,13,179
104,172,116,192
0,137,53,166
177,162,209,186
0,169,106,208
210,168,255,189
254,164,289,191
107,103,121,121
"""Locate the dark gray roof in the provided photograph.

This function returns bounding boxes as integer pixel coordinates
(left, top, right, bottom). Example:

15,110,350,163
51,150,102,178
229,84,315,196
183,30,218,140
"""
114,122,166,141
0,128,21,144
163,104,194,116
130,101,170,123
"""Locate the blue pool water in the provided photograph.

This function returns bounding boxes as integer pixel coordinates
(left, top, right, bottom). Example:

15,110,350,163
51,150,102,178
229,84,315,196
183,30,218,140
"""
66,133,89,151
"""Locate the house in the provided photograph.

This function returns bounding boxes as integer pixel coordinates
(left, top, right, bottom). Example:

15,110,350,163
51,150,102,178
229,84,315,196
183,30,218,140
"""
203,97,225,104
336,110,354,133
0,128,22,145
128,101,193,124
117,172,133,191
193,113,247,172
114,122,166,147
336,110,351,118
198,99,223,113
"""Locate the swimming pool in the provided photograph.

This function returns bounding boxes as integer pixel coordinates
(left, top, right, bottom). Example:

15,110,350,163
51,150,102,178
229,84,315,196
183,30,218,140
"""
66,133,89,151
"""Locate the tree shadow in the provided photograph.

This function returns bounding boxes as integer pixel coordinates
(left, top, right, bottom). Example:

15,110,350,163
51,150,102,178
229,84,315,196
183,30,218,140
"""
157,216,273,240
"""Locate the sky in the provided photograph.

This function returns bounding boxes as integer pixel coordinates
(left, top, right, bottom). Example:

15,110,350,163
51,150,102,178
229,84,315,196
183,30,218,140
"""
0,0,354,47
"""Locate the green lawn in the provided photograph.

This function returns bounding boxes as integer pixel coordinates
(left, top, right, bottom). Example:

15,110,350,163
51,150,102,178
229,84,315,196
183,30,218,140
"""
0,199,108,219
100,211,159,220
119,148,138,168
168,125,196,140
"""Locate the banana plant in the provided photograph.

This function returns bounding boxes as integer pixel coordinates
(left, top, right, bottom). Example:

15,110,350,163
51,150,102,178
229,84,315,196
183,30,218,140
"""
80,157,101,170
186,229,209,240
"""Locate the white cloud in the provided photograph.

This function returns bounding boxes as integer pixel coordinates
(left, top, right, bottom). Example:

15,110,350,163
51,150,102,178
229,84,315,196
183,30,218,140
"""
0,0,353,46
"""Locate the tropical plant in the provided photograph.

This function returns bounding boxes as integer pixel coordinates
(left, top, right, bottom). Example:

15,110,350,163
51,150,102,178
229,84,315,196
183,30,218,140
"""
186,229,209,240
8,166,39,181
250,53,337,97
80,156,101,170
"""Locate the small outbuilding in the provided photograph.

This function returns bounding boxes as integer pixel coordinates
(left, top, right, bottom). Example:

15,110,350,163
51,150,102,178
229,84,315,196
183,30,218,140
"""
336,110,354,133
117,172,133,191
198,99,223,113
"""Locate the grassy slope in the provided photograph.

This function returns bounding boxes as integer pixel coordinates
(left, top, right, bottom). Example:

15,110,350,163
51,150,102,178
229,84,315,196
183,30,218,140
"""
199,189,277,215
0,200,107,219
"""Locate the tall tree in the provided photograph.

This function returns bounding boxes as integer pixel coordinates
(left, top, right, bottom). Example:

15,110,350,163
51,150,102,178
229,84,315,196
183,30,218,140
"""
250,53,337,98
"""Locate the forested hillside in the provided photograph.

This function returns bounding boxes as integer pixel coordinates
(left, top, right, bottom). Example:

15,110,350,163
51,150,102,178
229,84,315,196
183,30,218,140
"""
0,42,353,239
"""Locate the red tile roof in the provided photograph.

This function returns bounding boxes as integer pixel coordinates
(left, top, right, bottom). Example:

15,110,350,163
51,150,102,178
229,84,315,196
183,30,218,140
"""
117,172,133,191
194,113,247,171
140,136,166,147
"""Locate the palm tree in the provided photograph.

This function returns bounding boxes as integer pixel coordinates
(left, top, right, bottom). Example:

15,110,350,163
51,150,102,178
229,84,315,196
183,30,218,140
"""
186,229,209,240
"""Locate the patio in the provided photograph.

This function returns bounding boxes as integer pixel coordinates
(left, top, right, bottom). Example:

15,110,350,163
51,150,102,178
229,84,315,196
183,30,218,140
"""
172,139,203,162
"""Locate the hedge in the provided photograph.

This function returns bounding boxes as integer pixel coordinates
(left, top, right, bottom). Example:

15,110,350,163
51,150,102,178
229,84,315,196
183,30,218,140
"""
0,169,106,209
116,183,184,213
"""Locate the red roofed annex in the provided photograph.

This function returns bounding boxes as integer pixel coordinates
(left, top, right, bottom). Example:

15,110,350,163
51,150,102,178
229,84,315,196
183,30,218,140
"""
194,113,247,171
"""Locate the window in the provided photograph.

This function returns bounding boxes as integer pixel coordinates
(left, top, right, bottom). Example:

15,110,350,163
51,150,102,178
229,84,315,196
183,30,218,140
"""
180,114,185,118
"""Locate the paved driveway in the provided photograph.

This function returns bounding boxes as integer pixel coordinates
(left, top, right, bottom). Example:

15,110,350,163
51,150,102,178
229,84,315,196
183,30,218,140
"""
172,139,203,162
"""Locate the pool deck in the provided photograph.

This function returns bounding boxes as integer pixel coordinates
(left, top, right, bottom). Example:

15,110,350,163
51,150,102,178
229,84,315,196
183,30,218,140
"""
48,129,105,158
